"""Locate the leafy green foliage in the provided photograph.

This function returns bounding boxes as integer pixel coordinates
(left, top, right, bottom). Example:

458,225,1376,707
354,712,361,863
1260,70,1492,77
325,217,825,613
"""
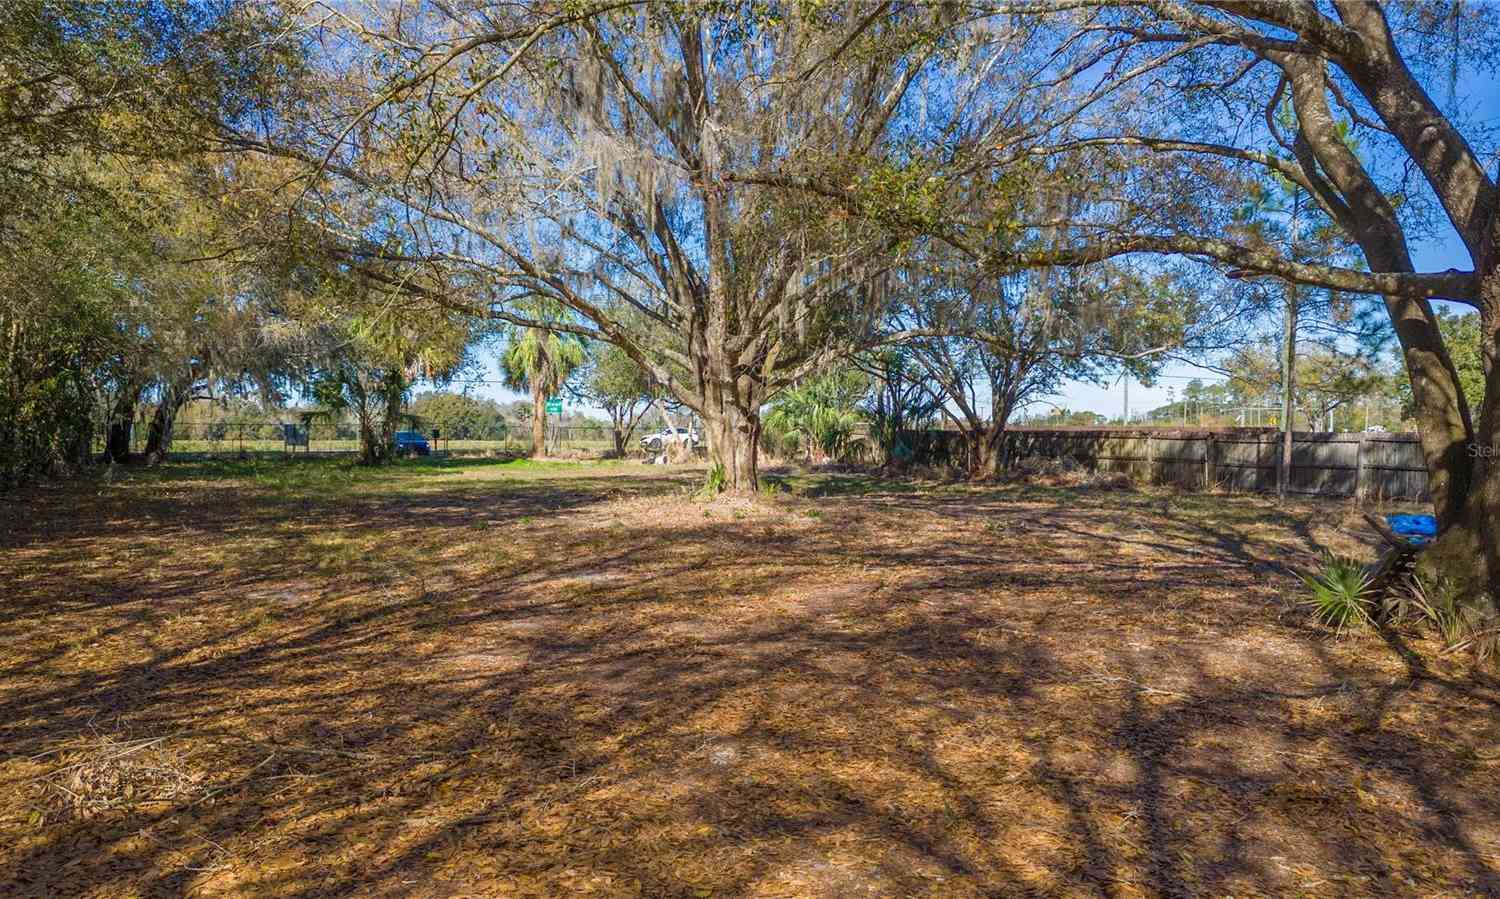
499,307,588,457
580,345,650,408
1226,341,1388,429
408,392,508,440
1302,554,1374,635
577,344,654,455
298,281,479,466
1401,572,1500,665
0,156,151,485
500,328,587,399
0,3,319,485
1395,310,1484,420
854,161,948,235
763,369,869,463
702,462,727,497
892,249,1194,477
858,348,943,462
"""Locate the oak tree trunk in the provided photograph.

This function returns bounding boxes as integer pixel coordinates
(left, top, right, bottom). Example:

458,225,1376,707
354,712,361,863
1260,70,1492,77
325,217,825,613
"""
703,393,761,494
1477,245,1500,601
973,425,1006,479
1278,49,1479,531
143,381,191,464
970,398,1016,480
1427,251,1499,600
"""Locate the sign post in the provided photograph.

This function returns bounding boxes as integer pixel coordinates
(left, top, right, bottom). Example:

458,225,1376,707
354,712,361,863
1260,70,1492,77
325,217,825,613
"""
545,397,562,455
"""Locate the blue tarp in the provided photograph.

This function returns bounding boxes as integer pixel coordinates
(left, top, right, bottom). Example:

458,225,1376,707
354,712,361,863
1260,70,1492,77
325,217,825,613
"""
1386,514,1438,545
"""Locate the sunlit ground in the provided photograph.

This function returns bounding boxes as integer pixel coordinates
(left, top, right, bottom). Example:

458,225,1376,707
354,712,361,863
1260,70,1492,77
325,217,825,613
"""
3,459,1496,897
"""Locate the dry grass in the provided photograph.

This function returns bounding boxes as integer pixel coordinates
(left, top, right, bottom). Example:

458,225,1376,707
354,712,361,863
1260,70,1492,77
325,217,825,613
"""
2,458,1498,897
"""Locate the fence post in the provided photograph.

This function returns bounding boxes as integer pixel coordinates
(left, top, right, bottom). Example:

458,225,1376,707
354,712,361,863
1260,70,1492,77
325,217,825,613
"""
1273,432,1283,495
1146,434,1156,485
1204,433,1216,490
1356,432,1369,503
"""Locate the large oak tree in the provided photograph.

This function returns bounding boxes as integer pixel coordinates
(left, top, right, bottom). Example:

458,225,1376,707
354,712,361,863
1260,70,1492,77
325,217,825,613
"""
230,1,1053,492
968,0,1499,596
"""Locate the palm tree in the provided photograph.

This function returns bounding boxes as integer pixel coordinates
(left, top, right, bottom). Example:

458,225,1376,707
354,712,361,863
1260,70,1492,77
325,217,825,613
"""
763,369,868,464
500,323,586,457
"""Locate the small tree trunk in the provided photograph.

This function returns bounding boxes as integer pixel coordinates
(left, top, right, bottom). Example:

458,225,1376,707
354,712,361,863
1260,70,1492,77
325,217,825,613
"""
379,368,404,462
357,410,380,465
103,387,139,463
1278,288,1298,499
105,420,133,463
350,374,392,466
63,413,92,468
655,398,680,434
970,399,1015,480
142,403,175,463
143,382,192,464
530,381,546,458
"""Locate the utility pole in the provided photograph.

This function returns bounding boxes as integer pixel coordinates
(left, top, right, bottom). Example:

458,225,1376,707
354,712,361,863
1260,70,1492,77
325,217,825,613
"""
1121,373,1130,425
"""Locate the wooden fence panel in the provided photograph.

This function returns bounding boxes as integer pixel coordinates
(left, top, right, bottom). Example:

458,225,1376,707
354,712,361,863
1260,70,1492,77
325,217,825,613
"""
1361,436,1428,501
1286,433,1359,497
906,427,1430,502
1095,434,1153,481
1211,434,1278,493
1151,435,1208,488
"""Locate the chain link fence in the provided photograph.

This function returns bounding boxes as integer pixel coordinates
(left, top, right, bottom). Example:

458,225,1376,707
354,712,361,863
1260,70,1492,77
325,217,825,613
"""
93,421,515,458
92,420,649,460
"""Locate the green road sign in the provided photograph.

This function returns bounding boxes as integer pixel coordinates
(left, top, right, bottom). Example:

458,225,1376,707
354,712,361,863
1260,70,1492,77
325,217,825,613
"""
545,397,562,414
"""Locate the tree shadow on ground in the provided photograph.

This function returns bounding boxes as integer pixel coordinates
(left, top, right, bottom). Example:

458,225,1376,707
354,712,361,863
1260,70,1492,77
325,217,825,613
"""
2,464,1497,897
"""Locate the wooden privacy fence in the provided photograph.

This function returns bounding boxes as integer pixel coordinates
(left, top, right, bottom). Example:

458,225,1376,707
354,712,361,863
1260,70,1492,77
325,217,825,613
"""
902,427,1430,502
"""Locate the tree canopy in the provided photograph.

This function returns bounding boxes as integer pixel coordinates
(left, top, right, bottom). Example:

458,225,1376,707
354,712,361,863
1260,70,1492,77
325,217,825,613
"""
7,0,1500,599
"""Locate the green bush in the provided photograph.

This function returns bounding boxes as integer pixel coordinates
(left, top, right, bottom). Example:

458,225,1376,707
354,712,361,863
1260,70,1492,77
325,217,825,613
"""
701,462,727,496
1302,554,1374,635
763,369,868,464
1402,572,1500,664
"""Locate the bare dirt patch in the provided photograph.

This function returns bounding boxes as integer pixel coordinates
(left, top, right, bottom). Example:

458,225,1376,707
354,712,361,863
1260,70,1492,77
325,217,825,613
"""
1,460,1497,897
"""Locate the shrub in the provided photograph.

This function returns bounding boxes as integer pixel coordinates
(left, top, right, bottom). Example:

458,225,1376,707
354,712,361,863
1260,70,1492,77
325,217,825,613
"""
1402,572,1500,664
701,462,727,496
1302,554,1374,635
763,369,868,463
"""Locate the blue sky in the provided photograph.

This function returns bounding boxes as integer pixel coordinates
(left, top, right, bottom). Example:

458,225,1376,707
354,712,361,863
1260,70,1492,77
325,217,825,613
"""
1051,65,1499,422
438,65,1499,424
